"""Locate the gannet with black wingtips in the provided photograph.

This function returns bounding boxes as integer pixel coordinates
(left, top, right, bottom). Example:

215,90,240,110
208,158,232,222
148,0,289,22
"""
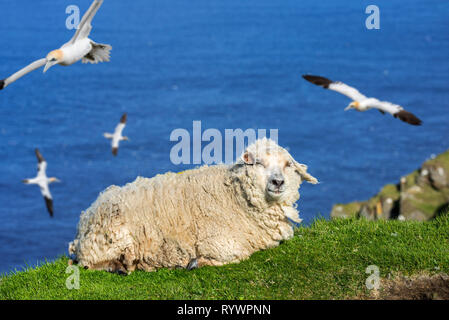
302,75,422,126
0,0,111,90
104,113,129,156
22,149,60,217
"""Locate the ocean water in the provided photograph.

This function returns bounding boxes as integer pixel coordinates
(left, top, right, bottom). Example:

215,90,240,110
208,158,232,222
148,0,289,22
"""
0,0,448,273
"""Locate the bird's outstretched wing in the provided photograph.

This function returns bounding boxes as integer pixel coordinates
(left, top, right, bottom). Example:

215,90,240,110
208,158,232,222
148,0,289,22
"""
68,0,104,44
35,149,48,177
0,59,47,90
120,113,127,124
44,197,54,217
371,101,422,126
40,184,54,217
103,133,114,139
302,75,367,101
35,148,45,163
114,113,127,136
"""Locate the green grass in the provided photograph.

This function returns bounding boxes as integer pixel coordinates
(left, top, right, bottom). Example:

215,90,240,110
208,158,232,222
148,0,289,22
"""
1,215,449,300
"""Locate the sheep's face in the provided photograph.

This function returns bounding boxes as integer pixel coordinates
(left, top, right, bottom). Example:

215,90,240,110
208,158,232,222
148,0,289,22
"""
242,150,290,200
241,139,318,203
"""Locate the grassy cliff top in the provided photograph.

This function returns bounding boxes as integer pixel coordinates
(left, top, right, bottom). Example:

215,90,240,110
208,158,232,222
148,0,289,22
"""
1,215,448,300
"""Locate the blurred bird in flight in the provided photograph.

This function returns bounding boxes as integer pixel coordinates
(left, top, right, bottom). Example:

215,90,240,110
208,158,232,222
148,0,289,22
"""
104,113,129,156
302,74,422,126
0,0,111,90
22,149,60,217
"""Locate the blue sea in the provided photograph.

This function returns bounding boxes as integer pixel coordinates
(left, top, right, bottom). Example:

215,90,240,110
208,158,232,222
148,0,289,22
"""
0,0,448,273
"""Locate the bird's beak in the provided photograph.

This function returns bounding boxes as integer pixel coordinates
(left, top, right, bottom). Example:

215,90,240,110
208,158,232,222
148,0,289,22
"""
43,60,56,73
344,105,352,111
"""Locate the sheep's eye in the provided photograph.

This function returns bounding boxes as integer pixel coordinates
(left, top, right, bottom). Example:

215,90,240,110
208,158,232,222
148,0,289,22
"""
255,160,265,167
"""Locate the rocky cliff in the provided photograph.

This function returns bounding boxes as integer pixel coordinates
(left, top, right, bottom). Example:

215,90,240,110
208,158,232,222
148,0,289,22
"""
331,150,449,221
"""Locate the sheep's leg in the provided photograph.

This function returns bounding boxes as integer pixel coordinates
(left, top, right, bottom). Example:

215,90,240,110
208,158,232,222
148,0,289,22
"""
88,259,128,274
84,247,137,274
120,250,138,273
186,258,198,270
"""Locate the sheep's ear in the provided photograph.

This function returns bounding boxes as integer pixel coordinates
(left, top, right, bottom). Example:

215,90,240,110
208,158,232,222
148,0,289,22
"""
242,151,255,165
294,161,318,184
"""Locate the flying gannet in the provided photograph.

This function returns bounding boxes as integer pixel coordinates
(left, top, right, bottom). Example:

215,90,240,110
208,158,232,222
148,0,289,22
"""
104,113,129,156
22,149,60,217
0,0,110,90
302,75,422,126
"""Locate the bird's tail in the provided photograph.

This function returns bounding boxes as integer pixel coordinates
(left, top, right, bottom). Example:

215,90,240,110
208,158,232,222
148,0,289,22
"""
0,79,5,90
82,42,112,64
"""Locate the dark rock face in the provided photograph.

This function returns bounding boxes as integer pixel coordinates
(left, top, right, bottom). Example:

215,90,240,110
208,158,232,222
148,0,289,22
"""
331,150,449,221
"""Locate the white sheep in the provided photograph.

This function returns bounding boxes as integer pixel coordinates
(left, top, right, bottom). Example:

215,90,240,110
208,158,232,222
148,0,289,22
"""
68,138,318,273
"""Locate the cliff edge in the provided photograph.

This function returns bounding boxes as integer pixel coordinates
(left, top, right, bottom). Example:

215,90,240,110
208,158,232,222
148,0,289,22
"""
331,150,449,221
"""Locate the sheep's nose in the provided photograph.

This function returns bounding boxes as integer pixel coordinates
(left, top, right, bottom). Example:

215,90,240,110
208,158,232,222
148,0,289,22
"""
270,176,284,187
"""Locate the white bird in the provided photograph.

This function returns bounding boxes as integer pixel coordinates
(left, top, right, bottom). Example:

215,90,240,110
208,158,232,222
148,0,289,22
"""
0,0,111,91
302,75,422,126
22,149,60,217
104,113,129,156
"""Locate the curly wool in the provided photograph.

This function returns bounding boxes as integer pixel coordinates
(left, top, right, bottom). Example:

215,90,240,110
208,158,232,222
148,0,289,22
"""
68,139,317,272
